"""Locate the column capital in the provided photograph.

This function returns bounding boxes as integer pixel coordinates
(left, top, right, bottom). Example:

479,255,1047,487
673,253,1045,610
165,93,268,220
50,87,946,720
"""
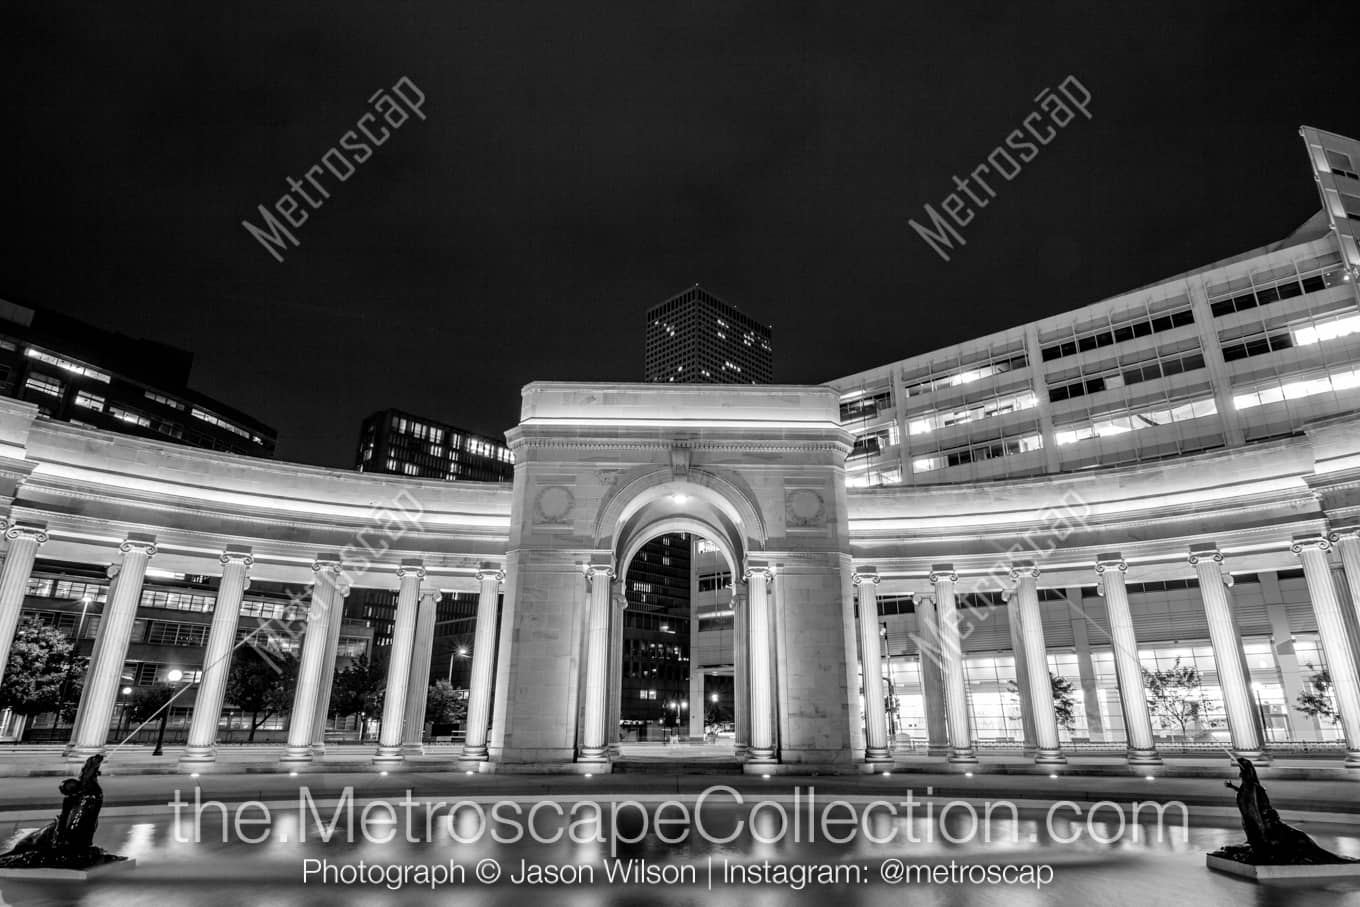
928,563,957,584
852,570,881,587
1187,543,1224,567
312,556,343,575
4,522,48,545
1009,560,1040,581
476,566,505,584
420,587,442,603
396,558,427,580
583,563,615,585
219,545,254,568
1188,544,1233,587
1094,553,1127,574
336,582,352,599
1328,526,1360,544
1094,554,1126,598
1294,534,1333,554
611,591,628,611
742,563,774,583
119,533,157,558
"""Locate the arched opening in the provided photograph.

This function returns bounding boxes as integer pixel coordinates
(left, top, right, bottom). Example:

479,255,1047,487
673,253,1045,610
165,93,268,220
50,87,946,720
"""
605,480,753,763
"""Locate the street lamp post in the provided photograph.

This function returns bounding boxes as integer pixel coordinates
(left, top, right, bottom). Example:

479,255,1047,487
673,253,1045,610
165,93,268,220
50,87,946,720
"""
152,669,189,756
448,646,469,684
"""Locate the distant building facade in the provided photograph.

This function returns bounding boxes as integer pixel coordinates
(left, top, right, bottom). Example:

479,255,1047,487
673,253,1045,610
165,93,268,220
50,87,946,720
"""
356,409,513,482
0,299,277,457
644,286,774,384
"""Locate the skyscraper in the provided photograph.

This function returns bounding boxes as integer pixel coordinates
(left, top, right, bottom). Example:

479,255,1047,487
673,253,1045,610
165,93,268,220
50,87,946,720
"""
644,286,774,384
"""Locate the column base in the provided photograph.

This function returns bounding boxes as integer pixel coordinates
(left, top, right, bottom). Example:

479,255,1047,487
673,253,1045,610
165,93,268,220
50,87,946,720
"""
65,743,105,762
1034,748,1067,765
460,744,489,763
1343,750,1360,770
1125,747,1162,766
734,744,749,760
607,743,621,757
279,744,315,765
745,746,776,764
926,742,951,758
400,743,425,757
1231,748,1271,766
372,745,405,768
865,746,891,762
178,745,217,767
311,743,327,757
947,748,978,765
577,745,610,763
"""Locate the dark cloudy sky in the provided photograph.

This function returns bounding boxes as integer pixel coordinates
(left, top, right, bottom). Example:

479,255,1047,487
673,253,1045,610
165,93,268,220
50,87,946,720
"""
3,2,1357,466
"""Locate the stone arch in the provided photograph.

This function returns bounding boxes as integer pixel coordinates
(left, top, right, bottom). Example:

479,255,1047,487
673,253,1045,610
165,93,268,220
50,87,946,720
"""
593,465,768,553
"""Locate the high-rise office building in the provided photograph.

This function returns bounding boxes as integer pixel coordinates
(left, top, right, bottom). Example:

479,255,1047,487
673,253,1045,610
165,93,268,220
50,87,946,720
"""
0,299,277,457
620,533,692,730
644,286,774,384
355,409,513,482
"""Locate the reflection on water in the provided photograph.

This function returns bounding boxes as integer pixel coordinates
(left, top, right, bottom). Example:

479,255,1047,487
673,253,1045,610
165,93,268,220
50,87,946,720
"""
1,803,1358,907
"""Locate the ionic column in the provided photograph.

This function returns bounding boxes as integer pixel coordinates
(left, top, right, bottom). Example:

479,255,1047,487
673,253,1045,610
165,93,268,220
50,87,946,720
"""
733,589,749,759
402,588,440,756
578,563,614,763
607,589,626,756
1095,555,1161,765
460,567,503,763
0,524,49,681
310,579,349,753
1295,536,1360,768
374,560,424,766
67,535,156,759
854,570,890,762
280,560,341,765
1011,562,1065,764
1189,544,1267,763
913,594,950,756
1005,589,1038,755
930,565,976,765
180,547,253,766
745,564,776,764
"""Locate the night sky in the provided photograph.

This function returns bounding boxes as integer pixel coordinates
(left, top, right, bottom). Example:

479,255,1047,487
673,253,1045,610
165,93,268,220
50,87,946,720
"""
3,2,1357,467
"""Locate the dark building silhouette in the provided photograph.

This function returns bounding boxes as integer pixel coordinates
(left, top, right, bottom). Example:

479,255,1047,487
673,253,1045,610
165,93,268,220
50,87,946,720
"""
355,409,513,482
644,286,774,384
620,533,693,730
0,298,276,457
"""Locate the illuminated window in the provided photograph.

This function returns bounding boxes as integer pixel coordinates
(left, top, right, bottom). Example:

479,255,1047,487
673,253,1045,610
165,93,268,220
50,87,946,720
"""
74,390,105,411
1054,396,1217,446
909,390,1037,435
1292,311,1360,346
1233,368,1360,410
109,406,152,428
144,390,186,410
24,374,63,397
24,348,111,383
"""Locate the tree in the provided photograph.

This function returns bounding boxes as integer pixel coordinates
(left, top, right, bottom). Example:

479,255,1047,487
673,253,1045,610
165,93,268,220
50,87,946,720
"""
125,683,178,724
1006,673,1078,731
425,680,468,728
1143,658,1216,741
0,617,85,721
225,644,299,742
1050,673,1077,730
1295,665,1339,727
331,652,387,739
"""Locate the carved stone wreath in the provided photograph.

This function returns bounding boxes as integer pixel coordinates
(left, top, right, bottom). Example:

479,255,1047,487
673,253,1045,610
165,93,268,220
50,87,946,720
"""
785,488,826,527
534,485,575,524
